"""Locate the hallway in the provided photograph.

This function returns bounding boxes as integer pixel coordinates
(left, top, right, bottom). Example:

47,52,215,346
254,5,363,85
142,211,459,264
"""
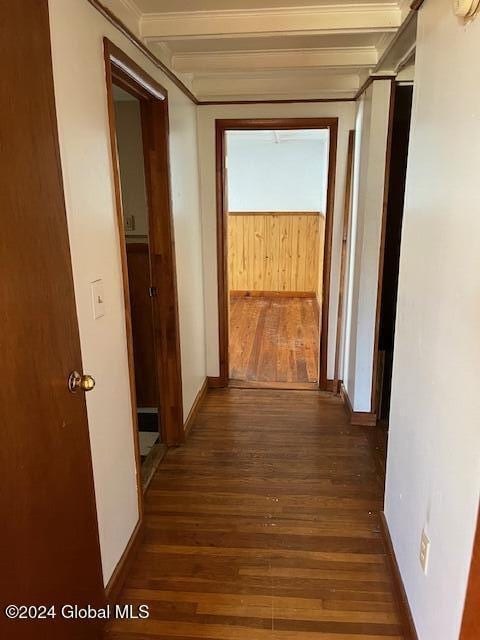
106,389,404,639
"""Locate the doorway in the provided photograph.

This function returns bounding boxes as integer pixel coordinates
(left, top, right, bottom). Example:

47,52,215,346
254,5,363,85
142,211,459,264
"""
216,118,338,390
112,84,164,482
104,41,184,481
375,84,414,424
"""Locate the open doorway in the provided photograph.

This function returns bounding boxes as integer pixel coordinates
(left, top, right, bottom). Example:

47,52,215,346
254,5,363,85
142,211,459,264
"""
113,84,163,479
104,41,184,489
216,118,338,390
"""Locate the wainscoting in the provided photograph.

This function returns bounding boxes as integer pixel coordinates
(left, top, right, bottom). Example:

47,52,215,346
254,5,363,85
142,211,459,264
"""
228,212,325,295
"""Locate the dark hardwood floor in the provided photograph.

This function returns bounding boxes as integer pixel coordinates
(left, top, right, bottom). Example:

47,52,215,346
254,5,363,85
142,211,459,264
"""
106,388,404,640
229,296,320,383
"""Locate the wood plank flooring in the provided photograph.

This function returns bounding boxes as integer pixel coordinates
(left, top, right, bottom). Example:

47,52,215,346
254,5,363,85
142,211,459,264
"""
229,297,319,383
105,389,404,640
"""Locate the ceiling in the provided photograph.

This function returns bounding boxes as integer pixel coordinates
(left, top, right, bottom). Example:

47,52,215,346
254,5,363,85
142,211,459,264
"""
104,0,415,101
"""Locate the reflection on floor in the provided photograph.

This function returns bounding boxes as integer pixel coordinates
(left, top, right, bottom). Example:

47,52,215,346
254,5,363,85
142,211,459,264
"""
106,388,404,639
229,295,319,383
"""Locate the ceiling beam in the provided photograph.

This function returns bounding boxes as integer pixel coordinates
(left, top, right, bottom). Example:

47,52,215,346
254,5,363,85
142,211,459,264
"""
193,72,360,100
172,46,378,73
141,4,401,41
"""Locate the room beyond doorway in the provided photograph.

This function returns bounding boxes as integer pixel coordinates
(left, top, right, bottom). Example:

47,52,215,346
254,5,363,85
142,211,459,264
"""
216,119,338,390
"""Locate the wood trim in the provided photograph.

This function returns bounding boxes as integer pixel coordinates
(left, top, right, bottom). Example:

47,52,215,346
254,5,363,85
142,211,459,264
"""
340,383,377,427
104,40,184,446
229,380,320,391
184,378,209,437
105,518,144,605
410,0,426,10
215,117,338,391
228,211,323,217
371,80,396,415
207,376,224,388
87,0,198,103
333,130,355,395
380,513,419,640
106,40,168,100
460,505,480,639
230,291,316,299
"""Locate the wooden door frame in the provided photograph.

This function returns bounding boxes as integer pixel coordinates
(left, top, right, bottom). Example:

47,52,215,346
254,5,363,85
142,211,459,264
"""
215,117,338,390
104,39,184,449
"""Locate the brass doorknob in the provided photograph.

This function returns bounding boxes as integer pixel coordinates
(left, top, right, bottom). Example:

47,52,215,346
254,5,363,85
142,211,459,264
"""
68,371,96,393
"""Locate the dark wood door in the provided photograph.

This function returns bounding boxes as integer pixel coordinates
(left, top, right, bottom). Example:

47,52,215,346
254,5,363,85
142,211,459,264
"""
0,2,104,638
126,243,159,407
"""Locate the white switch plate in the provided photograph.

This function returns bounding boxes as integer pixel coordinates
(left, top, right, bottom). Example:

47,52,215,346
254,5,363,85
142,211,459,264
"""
125,214,135,232
91,279,105,319
420,529,430,575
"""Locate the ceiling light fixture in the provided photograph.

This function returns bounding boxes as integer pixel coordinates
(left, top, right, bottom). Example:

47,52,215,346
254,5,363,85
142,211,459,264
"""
454,0,480,18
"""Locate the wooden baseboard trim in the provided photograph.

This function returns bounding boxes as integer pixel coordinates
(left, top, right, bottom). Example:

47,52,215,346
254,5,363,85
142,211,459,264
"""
380,512,419,640
229,379,320,391
105,518,143,606
340,382,377,426
184,378,208,437
207,376,226,388
230,290,316,299
325,378,335,392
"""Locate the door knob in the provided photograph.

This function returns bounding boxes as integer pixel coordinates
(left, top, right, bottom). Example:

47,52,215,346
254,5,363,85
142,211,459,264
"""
68,371,96,393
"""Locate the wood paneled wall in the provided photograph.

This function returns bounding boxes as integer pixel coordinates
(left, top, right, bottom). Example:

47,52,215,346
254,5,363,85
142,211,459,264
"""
228,212,324,293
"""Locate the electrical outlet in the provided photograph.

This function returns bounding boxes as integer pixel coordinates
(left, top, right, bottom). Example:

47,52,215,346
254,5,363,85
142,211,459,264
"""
419,529,430,575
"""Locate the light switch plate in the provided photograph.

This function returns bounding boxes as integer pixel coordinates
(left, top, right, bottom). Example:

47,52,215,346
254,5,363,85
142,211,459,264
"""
125,214,135,232
91,279,105,319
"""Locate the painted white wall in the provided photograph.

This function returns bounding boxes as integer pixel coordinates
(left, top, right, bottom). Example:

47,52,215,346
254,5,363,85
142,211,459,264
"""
48,0,206,584
197,102,356,379
342,80,392,412
384,1,480,638
226,134,329,212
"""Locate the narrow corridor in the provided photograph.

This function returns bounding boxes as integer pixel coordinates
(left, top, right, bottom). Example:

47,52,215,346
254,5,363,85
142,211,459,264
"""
106,389,404,639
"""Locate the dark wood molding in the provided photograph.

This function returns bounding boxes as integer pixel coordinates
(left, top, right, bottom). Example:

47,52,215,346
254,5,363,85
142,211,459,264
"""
371,80,397,416
215,117,338,392
87,0,198,103
410,0,426,10
333,130,355,394
207,376,225,388
340,383,377,427
229,380,320,391
460,505,480,639
104,39,184,446
105,518,144,605
230,290,316,299
380,513,419,640
184,378,209,437
325,378,335,392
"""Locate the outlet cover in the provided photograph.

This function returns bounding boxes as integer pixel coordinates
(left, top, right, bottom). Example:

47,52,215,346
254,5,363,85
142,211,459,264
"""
420,529,430,575
125,214,135,232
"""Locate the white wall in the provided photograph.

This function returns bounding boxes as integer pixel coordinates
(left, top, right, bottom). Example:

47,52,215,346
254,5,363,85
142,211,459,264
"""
384,1,480,638
197,102,356,379
48,0,206,585
342,80,392,412
114,99,149,237
226,134,329,212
